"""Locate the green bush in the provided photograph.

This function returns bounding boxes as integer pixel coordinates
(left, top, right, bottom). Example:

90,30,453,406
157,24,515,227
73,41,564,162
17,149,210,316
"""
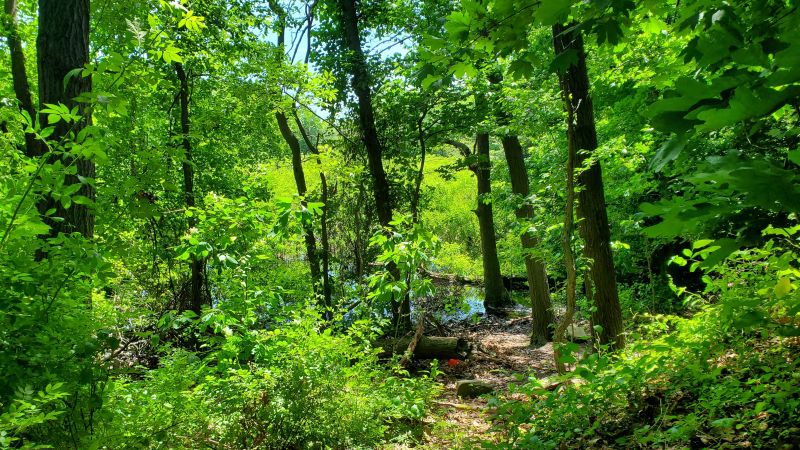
488,225,800,449
93,310,440,449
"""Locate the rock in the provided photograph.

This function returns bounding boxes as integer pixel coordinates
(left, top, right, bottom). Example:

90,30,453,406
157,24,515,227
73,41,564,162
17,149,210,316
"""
456,380,494,398
566,324,591,342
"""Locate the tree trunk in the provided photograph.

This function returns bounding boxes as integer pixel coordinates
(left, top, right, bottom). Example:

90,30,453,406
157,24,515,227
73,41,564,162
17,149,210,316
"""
475,132,512,313
175,62,205,315
553,103,578,374
295,115,333,315
552,23,624,349
272,8,323,306
269,2,330,315
337,0,392,229
338,0,410,331
37,0,94,238
500,135,554,345
377,335,470,360
276,111,323,286
411,111,427,223
4,0,39,158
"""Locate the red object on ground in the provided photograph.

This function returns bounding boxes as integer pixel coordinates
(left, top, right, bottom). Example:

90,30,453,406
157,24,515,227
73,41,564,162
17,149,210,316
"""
447,358,460,368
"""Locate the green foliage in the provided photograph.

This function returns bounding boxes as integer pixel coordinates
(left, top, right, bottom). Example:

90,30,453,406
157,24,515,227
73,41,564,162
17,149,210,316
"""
367,216,439,319
2,0,800,447
92,310,439,449
489,225,800,448
0,383,69,449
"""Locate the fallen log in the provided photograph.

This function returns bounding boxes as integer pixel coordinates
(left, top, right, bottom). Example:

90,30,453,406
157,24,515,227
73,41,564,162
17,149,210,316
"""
420,269,530,292
398,314,427,367
377,336,471,360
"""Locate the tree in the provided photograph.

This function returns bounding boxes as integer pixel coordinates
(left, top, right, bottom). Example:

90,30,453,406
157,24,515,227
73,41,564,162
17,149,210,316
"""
475,129,512,313
444,129,511,315
490,71,554,343
295,112,333,313
552,23,624,349
37,0,94,239
337,0,410,331
3,0,37,157
500,134,554,343
174,61,206,315
269,0,326,312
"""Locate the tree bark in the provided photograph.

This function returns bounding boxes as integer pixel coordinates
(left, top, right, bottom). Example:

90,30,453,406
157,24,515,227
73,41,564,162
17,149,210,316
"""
4,0,39,158
276,111,323,285
270,7,324,305
475,131,512,313
554,104,578,374
295,114,333,312
175,62,205,315
411,111,427,223
338,0,410,331
487,72,552,337
500,135,554,345
37,0,94,238
337,0,393,228
552,23,624,349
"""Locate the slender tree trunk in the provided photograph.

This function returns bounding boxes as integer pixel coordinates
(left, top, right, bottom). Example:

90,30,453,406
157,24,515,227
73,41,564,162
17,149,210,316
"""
37,0,94,238
318,170,332,309
175,62,204,314
553,102,578,374
443,136,511,313
411,112,427,223
272,8,323,305
295,115,333,315
338,0,410,331
269,1,328,315
501,135,554,344
301,5,331,313
4,0,39,158
276,111,323,285
338,0,393,228
475,132,512,313
553,23,624,349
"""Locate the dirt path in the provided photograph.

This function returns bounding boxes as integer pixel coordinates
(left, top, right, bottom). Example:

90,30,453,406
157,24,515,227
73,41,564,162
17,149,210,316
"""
414,315,558,448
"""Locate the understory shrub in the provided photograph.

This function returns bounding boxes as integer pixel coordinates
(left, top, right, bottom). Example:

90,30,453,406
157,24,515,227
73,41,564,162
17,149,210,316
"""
92,310,440,449
489,227,800,449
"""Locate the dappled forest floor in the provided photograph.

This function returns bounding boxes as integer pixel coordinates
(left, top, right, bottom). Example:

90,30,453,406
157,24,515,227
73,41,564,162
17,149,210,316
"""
402,315,565,448
443,315,558,383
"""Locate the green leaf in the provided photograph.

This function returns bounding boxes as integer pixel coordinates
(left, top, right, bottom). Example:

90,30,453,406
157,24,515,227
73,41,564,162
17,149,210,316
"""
670,255,687,266
775,277,792,298
788,149,800,166
450,61,477,78
162,45,183,64
421,74,441,90
698,238,739,269
549,49,578,73
650,134,688,172
63,67,84,92
711,418,735,428
72,195,93,205
692,239,715,250
535,0,572,26
509,59,534,79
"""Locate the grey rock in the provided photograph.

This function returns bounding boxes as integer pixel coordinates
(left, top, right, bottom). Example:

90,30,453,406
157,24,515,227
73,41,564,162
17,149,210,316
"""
456,380,494,398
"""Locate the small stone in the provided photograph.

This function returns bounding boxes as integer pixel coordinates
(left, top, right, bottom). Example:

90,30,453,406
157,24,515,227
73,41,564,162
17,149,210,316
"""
567,324,590,342
456,380,494,398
